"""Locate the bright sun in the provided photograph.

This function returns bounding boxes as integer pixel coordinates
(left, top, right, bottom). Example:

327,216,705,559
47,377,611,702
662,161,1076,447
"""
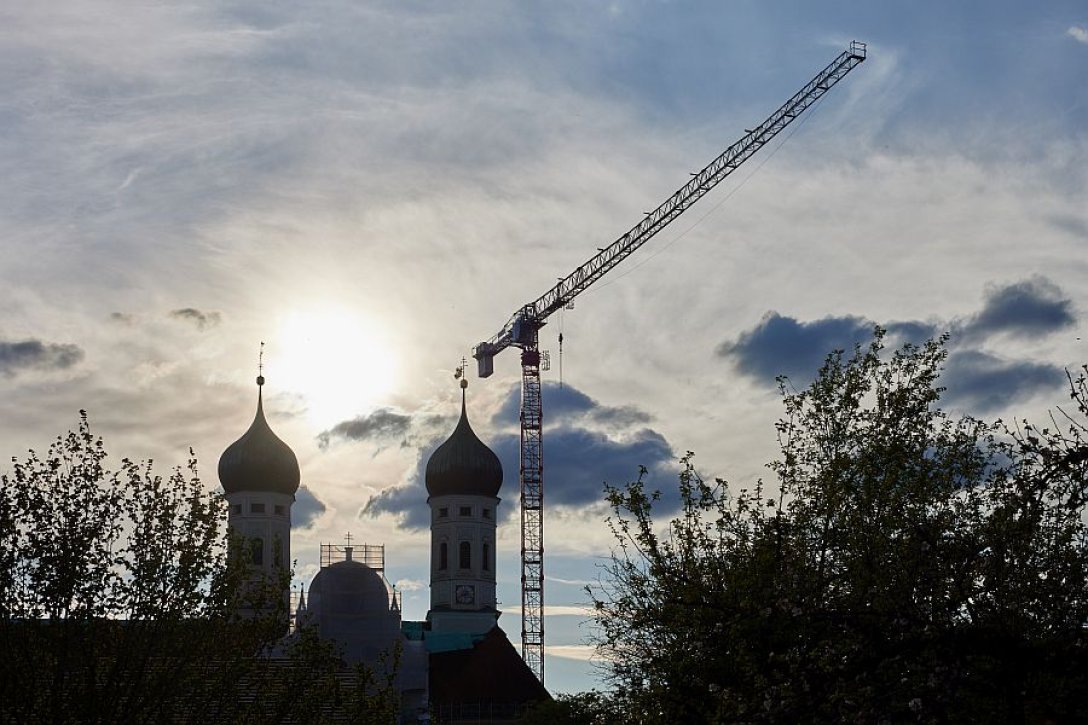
273,306,397,429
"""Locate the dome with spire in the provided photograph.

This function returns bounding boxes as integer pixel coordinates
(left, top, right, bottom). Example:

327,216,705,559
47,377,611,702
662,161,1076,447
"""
218,376,301,496
425,386,503,498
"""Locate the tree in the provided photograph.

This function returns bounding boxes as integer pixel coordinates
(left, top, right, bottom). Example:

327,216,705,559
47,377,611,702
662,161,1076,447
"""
588,332,1088,723
0,412,400,723
519,690,629,725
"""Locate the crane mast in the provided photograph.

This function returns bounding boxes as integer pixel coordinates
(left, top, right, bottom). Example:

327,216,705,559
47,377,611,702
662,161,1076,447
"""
474,41,866,683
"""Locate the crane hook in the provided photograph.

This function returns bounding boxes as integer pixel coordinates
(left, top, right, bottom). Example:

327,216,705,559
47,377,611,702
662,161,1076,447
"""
558,332,564,389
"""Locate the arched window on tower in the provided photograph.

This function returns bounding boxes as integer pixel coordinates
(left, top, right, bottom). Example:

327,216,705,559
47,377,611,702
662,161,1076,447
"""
459,541,471,569
439,542,448,571
483,542,490,572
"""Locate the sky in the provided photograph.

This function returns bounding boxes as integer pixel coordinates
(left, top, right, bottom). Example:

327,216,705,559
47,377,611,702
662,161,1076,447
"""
3,0,1088,694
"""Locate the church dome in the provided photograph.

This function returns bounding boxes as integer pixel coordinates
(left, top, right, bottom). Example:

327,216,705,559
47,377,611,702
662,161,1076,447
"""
426,388,503,498
307,558,390,615
218,377,301,496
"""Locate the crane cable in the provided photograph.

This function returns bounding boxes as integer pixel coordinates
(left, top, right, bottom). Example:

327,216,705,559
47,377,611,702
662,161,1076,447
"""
558,308,564,389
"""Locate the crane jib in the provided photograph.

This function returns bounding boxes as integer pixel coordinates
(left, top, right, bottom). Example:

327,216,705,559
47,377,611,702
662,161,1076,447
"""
474,42,865,370
470,41,866,684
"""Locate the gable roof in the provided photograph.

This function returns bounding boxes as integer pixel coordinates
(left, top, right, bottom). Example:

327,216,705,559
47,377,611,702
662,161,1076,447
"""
428,626,550,706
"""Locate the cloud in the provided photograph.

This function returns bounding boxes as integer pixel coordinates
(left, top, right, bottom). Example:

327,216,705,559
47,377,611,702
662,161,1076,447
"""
168,308,222,331
492,381,653,430
492,383,596,423
109,312,135,325
0,339,84,377
1048,214,1088,239
546,575,595,587
1069,26,1088,44
363,382,678,529
716,312,876,384
956,277,1073,343
362,476,432,529
393,578,426,592
490,426,674,509
884,320,941,346
546,644,600,662
591,403,652,427
716,278,1073,416
292,485,327,529
941,351,1064,414
488,382,677,510
502,604,593,617
317,408,414,449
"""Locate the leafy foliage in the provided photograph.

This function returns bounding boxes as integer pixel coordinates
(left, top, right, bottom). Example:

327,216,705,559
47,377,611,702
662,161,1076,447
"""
519,690,629,725
588,332,1088,723
0,412,400,723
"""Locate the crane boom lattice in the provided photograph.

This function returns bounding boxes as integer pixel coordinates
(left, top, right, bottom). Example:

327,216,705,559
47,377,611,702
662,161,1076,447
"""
473,41,866,684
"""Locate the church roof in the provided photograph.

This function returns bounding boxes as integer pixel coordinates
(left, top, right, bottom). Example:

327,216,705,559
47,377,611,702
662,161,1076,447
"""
428,626,550,707
218,376,300,496
425,388,502,498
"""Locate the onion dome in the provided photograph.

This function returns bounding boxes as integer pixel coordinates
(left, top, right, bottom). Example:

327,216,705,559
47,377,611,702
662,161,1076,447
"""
426,383,503,498
218,375,300,496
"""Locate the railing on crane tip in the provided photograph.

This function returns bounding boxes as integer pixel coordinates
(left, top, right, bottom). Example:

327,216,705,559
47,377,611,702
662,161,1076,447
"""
850,40,866,59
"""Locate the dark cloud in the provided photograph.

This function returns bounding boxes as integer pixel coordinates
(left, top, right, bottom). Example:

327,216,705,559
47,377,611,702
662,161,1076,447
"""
941,351,1065,414
317,408,413,450
593,403,652,427
365,382,677,529
168,308,222,330
362,474,432,530
363,427,677,530
109,312,135,325
716,312,875,384
489,382,672,507
885,320,940,346
1048,214,1088,240
292,485,327,529
492,381,652,429
492,383,594,425
360,431,445,529
717,278,1074,416
491,427,675,510
957,278,1074,342
0,339,84,377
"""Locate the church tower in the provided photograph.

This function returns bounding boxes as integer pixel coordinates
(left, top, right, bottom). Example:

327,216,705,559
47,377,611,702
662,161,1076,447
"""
218,364,300,592
425,378,503,635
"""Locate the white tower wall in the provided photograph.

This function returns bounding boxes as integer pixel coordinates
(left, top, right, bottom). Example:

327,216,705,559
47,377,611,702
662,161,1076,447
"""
225,490,294,573
429,493,500,634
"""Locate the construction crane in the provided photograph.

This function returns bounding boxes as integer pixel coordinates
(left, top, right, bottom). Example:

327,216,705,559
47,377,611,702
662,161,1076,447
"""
473,41,867,683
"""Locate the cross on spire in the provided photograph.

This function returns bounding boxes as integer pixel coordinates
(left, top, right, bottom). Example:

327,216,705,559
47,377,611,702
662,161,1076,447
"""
344,531,353,547
456,357,469,391
257,341,265,386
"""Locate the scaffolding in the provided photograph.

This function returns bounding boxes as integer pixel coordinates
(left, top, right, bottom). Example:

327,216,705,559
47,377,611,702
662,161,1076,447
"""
286,541,402,622
320,542,386,570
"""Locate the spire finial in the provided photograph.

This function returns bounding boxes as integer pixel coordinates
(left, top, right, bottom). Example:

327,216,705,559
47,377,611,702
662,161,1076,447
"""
257,341,265,387
455,357,468,403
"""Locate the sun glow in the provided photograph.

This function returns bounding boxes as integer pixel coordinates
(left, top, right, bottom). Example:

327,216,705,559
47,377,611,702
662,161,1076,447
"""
273,307,397,429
